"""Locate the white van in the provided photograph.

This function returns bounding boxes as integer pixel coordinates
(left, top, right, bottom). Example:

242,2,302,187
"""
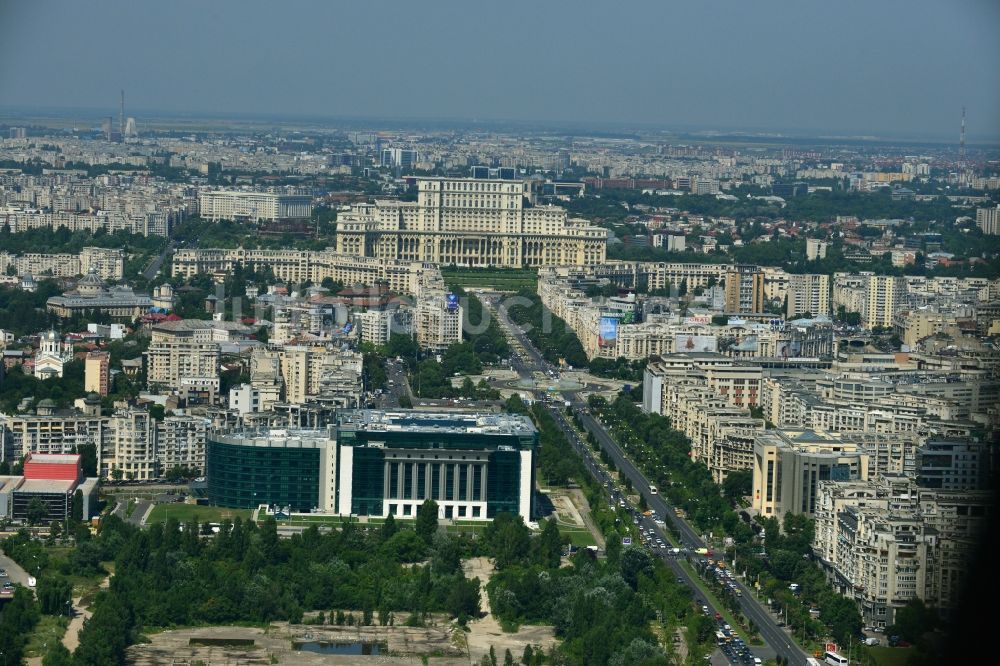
649,485,658,495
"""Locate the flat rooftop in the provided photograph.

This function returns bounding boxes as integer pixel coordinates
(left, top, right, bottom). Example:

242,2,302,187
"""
27,453,80,465
336,409,536,437
16,479,75,494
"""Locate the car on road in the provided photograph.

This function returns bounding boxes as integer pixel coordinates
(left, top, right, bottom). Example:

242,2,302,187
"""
0,569,7,577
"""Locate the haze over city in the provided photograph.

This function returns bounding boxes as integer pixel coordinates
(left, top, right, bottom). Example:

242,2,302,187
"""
2,0,1000,140
0,3,997,666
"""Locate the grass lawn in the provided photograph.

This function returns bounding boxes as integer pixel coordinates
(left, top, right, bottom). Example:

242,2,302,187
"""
562,528,598,547
145,504,252,525
538,517,599,548
24,613,70,658
868,646,914,666
442,267,538,291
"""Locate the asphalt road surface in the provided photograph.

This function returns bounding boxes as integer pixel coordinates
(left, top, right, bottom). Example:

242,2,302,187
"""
0,549,32,587
488,293,810,666
142,240,174,281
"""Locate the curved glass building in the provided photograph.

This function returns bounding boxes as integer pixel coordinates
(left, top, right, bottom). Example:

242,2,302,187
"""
206,429,335,512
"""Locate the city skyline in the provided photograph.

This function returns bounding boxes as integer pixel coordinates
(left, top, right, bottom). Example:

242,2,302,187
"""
1,1,999,141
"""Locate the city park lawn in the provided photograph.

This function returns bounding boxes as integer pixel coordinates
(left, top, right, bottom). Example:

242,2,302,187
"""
868,646,915,666
144,504,252,525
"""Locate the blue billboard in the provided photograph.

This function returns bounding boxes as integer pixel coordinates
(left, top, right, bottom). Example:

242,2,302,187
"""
599,316,619,347
446,293,459,310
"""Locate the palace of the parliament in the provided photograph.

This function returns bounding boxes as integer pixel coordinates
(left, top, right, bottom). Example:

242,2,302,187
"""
335,176,607,267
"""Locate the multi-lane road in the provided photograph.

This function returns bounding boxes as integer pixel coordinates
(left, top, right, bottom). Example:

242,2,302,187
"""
485,292,810,666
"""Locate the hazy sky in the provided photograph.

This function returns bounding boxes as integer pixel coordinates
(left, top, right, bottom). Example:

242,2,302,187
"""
2,0,998,140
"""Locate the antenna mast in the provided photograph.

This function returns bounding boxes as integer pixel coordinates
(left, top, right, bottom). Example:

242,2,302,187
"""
120,90,125,142
960,106,966,166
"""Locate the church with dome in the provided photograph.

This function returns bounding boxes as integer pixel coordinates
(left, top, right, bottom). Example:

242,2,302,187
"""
33,330,73,379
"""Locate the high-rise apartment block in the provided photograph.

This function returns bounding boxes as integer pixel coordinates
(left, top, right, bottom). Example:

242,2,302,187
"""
84,351,110,397
836,273,909,330
863,275,907,330
106,408,156,480
336,177,606,268
786,273,830,318
724,265,765,313
976,204,1000,235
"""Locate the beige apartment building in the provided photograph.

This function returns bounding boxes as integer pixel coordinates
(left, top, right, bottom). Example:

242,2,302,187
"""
864,276,907,330
814,475,990,627
835,274,907,330
84,351,110,397
752,429,870,519
145,320,248,393
106,408,156,481
894,308,960,348
335,177,607,268
172,248,443,296
976,204,1000,235
0,406,107,462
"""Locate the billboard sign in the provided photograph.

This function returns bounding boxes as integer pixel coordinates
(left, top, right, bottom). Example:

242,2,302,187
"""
674,334,718,353
599,316,619,347
446,293,459,311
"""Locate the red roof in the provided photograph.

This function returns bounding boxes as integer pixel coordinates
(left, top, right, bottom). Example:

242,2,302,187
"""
23,453,82,483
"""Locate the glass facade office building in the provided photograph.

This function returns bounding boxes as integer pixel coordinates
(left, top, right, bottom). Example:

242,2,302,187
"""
337,410,537,522
206,430,334,512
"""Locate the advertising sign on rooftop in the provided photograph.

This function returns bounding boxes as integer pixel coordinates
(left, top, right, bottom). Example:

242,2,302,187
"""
674,334,717,353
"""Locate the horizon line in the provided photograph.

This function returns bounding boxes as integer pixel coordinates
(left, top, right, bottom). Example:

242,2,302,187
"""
1,103,998,147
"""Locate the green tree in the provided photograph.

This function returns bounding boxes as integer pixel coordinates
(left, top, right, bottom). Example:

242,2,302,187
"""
485,513,530,569
71,489,84,521
889,598,939,643
504,393,528,414
722,470,752,502
26,497,48,525
416,499,439,544
42,642,75,666
37,575,73,615
380,513,398,541
535,519,563,569
446,575,481,621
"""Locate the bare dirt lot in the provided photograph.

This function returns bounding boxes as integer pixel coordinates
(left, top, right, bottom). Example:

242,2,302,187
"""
127,623,469,665
462,557,556,664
